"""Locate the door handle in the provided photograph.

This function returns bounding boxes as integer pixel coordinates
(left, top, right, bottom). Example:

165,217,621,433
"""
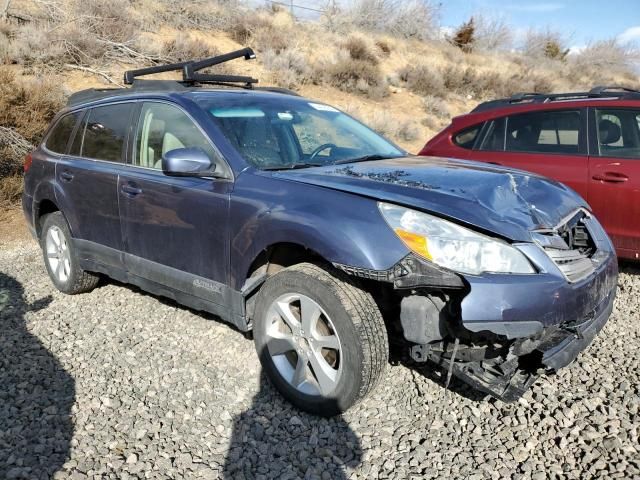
592,172,629,183
59,171,74,182
121,183,142,196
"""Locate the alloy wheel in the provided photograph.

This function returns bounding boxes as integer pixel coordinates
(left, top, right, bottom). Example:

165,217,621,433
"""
45,225,71,283
265,293,342,396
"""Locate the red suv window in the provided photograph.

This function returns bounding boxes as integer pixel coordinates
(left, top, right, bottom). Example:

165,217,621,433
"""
595,108,640,158
504,110,582,154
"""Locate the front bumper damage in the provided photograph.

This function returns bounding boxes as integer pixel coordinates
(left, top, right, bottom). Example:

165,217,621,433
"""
336,213,619,402
400,248,617,401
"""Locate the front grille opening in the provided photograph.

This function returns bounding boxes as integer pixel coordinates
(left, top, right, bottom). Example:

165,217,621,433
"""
558,215,596,258
543,211,597,283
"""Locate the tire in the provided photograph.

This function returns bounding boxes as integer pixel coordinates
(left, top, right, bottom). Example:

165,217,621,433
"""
40,212,99,295
253,263,388,416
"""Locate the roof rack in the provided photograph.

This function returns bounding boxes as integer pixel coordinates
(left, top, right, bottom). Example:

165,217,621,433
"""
124,47,258,87
66,48,302,107
471,85,640,113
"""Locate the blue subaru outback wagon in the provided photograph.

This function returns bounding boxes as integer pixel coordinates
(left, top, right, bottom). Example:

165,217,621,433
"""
22,49,618,415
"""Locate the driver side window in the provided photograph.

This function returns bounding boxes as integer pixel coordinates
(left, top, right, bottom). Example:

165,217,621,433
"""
134,102,223,173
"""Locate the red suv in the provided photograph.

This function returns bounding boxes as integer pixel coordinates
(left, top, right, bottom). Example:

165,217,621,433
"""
420,87,640,261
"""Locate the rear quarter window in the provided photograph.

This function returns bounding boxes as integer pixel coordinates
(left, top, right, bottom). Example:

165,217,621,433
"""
45,112,81,154
453,125,481,149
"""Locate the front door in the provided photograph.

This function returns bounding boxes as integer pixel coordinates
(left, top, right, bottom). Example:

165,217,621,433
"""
118,101,234,309
588,107,640,259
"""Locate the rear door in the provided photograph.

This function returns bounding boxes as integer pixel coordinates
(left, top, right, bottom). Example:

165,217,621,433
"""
469,109,589,198
588,107,640,259
118,101,234,310
54,102,135,271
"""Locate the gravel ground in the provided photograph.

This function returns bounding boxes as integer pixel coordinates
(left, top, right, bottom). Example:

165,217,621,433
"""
0,242,639,480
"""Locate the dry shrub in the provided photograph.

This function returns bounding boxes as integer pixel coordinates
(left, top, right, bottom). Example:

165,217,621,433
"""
322,51,388,99
9,23,67,67
571,39,640,78
398,63,445,97
263,48,311,88
0,69,65,144
442,63,556,98
344,36,379,64
523,29,570,60
162,35,216,63
450,18,475,53
81,0,140,45
0,68,64,201
423,94,449,119
0,175,23,206
343,0,440,40
375,39,391,55
226,11,293,53
7,0,144,68
157,0,242,30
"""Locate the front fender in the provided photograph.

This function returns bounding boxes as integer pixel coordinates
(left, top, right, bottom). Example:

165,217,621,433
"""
228,172,409,289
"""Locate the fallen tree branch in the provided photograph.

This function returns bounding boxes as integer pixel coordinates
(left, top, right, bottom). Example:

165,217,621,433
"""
64,64,124,87
0,126,34,158
96,38,167,65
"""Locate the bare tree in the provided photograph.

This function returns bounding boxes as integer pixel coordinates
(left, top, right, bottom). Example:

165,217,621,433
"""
339,0,441,40
474,14,513,51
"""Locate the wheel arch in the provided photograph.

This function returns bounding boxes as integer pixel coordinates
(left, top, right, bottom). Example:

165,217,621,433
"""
34,198,60,238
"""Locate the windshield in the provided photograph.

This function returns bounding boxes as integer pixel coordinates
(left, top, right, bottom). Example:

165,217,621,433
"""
199,95,404,169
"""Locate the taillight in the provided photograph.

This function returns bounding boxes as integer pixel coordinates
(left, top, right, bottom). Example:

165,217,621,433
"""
23,153,33,173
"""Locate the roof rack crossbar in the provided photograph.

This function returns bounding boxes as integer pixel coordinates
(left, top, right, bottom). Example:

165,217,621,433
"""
123,47,257,86
185,73,259,87
124,60,191,85
184,47,255,75
510,92,544,100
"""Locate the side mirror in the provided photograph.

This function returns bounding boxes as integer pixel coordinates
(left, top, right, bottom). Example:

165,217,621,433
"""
162,147,213,177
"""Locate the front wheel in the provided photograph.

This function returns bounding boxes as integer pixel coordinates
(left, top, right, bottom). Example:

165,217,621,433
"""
253,263,388,416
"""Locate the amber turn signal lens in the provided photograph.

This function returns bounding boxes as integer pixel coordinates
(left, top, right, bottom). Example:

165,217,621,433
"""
394,229,432,260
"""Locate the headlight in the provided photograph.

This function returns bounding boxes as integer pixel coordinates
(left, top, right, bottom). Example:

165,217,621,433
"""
379,202,535,275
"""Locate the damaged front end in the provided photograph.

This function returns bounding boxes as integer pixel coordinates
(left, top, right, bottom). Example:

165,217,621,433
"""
337,209,618,402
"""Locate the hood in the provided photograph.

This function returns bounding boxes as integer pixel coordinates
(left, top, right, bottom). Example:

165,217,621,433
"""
272,156,587,242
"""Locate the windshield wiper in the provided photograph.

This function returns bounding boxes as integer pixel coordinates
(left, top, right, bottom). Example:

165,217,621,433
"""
261,163,325,171
332,154,400,165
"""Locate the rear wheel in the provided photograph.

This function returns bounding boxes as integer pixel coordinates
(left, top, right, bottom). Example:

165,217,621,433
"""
40,212,99,294
253,263,388,416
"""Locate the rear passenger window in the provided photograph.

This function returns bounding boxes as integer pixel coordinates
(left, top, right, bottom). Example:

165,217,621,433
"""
453,125,480,149
45,112,80,154
595,109,640,158
505,110,582,154
79,103,133,162
479,118,506,151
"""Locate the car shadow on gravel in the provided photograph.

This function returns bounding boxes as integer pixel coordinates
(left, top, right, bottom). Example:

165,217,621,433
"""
222,371,362,479
0,273,73,480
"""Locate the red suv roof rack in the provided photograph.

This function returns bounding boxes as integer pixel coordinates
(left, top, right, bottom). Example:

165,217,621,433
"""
471,86,640,113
